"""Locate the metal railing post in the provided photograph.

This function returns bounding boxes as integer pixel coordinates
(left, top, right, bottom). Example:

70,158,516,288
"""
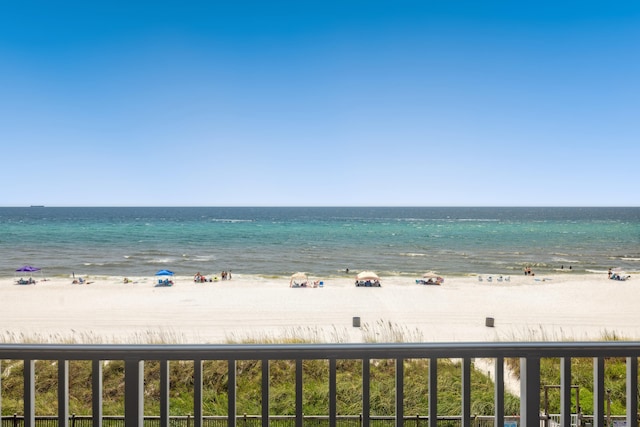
124,359,144,427
24,359,35,427
594,358,605,427
58,359,69,427
261,359,269,427
520,356,540,427
296,359,304,427
462,358,471,427
161,359,170,427
429,358,437,427
494,357,504,427
229,359,237,427
626,357,638,427
92,359,103,427
396,358,404,427
194,359,203,427
330,358,337,427
561,358,572,427
363,359,371,427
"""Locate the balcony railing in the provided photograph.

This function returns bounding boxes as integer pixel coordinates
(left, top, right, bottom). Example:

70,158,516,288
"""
1,342,639,427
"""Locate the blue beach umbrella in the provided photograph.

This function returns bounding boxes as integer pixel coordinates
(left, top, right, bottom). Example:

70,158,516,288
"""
155,269,174,276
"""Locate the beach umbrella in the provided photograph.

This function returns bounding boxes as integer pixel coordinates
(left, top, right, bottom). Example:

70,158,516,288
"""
290,272,308,287
16,265,41,273
15,265,42,284
155,270,174,276
423,271,439,278
356,271,379,281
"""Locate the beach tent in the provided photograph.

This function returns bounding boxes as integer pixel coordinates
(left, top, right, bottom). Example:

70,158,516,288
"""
355,271,381,287
155,270,175,286
419,271,443,285
290,272,308,287
356,271,379,281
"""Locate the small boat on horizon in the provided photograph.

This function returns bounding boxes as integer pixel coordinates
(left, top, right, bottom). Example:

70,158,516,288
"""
30,205,45,207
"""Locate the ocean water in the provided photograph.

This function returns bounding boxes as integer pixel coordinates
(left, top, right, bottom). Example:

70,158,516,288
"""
0,207,639,278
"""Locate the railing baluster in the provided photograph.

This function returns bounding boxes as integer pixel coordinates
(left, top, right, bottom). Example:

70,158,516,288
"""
462,358,471,427
24,359,35,427
429,358,437,427
92,359,103,427
296,359,303,427
161,359,170,427
194,359,203,427
262,359,269,427
494,357,504,427
594,357,605,427
520,356,540,427
363,358,370,427
560,357,572,427
58,359,69,427
330,358,337,427
124,359,143,427
396,358,404,427
626,357,638,427
228,359,237,427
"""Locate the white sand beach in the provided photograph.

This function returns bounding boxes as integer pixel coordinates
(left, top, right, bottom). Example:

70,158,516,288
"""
0,272,637,344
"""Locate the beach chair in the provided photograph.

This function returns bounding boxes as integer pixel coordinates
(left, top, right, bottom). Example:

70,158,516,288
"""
478,276,483,282
487,276,492,282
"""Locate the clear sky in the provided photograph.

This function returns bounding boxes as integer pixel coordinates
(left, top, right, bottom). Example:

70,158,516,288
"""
1,1,638,206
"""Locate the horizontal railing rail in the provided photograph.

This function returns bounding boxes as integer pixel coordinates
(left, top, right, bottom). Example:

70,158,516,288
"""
1,342,640,427
1,414,527,427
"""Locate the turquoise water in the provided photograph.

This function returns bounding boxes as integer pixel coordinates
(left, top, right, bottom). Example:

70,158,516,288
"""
1,207,639,277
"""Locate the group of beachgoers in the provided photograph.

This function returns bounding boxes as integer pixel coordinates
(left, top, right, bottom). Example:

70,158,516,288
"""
194,271,232,283
72,276,93,285
417,276,444,285
291,280,322,288
355,279,381,287
608,268,631,281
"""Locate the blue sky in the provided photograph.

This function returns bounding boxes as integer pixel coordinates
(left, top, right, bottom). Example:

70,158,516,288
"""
1,1,638,206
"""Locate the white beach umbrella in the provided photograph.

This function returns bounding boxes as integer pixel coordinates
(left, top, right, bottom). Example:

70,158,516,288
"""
290,272,308,287
356,271,379,281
